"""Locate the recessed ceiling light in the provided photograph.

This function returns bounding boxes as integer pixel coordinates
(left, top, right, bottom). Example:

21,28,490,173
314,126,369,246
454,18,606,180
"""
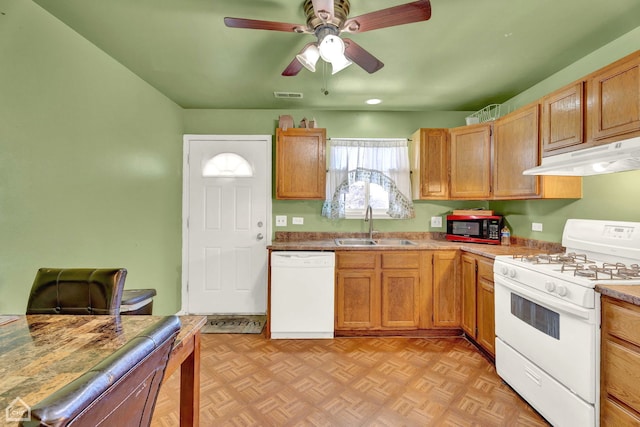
366,98,382,105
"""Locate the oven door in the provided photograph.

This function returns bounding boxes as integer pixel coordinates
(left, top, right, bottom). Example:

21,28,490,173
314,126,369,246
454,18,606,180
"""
494,275,598,404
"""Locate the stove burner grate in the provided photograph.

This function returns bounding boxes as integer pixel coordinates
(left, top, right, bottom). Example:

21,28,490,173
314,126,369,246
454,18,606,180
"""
512,254,640,281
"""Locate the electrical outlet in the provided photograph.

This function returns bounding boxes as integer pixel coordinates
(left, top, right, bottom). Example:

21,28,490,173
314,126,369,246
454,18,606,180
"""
292,217,304,225
275,215,287,227
431,216,443,228
532,222,543,232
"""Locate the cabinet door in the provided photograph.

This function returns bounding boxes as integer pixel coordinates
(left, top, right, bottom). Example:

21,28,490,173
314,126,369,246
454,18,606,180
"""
381,270,420,329
410,128,449,200
476,278,495,356
336,270,379,330
541,82,586,155
432,251,459,327
493,103,540,199
460,254,477,336
449,124,492,200
276,128,326,199
476,257,495,355
588,53,640,142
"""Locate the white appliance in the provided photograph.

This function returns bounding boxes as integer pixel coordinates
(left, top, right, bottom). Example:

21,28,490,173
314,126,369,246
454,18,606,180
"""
270,251,335,339
522,136,640,176
494,219,640,427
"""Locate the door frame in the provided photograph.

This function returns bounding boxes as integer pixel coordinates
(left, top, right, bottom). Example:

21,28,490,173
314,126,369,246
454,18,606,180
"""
180,134,272,314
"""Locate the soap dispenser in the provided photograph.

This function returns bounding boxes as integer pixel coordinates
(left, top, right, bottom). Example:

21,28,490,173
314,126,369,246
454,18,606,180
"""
500,226,511,246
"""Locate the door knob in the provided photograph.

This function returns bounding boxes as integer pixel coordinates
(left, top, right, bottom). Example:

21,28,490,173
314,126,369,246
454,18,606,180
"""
257,233,264,240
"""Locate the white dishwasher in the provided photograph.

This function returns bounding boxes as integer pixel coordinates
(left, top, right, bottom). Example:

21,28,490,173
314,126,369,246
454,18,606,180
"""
270,251,335,339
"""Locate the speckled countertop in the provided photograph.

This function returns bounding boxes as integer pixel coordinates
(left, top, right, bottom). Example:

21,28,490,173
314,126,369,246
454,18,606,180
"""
268,232,562,259
596,285,640,306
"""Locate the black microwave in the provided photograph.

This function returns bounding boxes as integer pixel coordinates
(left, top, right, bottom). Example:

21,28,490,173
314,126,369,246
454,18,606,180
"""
446,215,502,244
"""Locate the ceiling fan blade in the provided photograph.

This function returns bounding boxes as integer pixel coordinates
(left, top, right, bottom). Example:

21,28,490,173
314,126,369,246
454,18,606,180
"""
224,17,309,33
282,58,304,77
341,0,432,33
312,0,335,22
343,39,384,74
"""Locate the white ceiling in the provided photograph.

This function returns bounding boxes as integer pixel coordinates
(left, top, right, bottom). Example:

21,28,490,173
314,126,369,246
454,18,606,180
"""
31,0,640,111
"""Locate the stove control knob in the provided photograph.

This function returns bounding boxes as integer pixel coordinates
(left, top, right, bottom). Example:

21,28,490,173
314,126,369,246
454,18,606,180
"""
556,285,568,297
545,282,556,292
501,266,509,276
508,268,517,279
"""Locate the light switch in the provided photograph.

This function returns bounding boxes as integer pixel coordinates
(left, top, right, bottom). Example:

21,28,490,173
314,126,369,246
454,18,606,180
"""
292,217,304,225
532,222,543,232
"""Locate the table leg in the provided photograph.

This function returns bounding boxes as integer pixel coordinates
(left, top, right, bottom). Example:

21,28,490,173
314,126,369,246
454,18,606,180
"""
179,332,201,427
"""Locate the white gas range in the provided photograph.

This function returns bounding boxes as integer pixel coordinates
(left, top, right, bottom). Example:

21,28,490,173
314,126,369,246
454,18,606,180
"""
493,219,640,427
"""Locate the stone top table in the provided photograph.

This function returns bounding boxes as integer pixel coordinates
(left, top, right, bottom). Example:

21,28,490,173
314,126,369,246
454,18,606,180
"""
0,314,206,426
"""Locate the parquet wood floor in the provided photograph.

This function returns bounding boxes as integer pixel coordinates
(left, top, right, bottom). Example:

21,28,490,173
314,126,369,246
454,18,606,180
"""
151,334,550,426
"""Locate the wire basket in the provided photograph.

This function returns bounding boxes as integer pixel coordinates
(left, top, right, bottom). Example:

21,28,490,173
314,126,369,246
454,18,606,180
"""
465,104,501,125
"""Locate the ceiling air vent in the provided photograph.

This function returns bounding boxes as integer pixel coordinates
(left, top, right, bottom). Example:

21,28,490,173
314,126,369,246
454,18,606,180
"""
274,91,303,99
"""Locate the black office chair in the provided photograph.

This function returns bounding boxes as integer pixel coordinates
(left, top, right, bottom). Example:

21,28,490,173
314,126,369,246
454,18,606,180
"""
21,315,181,427
26,268,127,315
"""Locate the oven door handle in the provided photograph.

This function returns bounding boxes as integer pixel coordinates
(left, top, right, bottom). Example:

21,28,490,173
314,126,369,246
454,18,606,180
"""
495,276,592,320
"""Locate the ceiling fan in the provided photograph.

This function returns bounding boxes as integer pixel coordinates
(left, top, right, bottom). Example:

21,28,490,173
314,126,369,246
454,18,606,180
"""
224,0,432,76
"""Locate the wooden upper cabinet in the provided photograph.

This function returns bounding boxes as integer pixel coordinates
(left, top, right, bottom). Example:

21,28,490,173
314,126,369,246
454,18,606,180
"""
541,81,587,156
493,103,582,200
588,50,640,143
493,103,540,199
275,128,326,199
410,128,449,200
449,123,492,200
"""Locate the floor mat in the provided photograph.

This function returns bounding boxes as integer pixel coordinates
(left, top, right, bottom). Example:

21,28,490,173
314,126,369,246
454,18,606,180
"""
201,315,266,334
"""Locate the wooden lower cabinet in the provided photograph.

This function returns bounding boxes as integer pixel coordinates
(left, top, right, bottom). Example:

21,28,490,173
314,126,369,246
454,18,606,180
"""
461,253,495,357
600,296,640,425
335,250,459,335
336,268,378,329
432,251,460,328
381,269,420,328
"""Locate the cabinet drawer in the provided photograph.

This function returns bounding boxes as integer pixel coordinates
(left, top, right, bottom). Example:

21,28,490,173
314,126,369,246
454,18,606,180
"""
603,339,640,414
477,257,494,282
602,398,640,426
603,298,640,347
336,252,377,269
381,252,420,269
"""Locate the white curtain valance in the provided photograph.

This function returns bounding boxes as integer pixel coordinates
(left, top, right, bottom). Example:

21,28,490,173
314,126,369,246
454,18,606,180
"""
322,138,414,219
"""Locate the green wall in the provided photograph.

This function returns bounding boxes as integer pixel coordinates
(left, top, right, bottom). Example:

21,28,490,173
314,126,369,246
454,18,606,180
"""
2,1,639,316
0,0,184,314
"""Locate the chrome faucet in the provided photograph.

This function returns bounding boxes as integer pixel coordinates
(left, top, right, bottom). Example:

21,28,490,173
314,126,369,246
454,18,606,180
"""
364,205,374,240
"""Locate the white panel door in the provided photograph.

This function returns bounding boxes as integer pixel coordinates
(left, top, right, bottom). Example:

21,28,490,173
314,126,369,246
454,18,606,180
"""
183,135,271,314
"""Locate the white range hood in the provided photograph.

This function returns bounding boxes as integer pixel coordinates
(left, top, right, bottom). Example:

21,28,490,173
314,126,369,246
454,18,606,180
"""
523,136,640,176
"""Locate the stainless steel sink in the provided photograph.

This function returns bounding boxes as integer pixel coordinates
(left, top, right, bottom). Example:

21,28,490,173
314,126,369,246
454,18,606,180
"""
374,239,417,246
334,238,417,247
334,238,377,246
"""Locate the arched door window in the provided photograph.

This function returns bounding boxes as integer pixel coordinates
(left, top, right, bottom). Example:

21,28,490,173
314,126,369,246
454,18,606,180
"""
202,152,253,177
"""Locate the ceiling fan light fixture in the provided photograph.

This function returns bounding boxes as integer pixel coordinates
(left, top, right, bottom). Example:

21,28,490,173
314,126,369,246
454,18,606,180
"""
330,55,352,74
318,34,345,63
296,44,320,72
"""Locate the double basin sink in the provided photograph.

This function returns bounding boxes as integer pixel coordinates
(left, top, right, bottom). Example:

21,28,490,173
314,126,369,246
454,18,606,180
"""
334,238,417,247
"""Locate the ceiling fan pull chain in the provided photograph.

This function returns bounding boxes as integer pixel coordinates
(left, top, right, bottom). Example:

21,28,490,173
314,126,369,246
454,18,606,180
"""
321,61,330,95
